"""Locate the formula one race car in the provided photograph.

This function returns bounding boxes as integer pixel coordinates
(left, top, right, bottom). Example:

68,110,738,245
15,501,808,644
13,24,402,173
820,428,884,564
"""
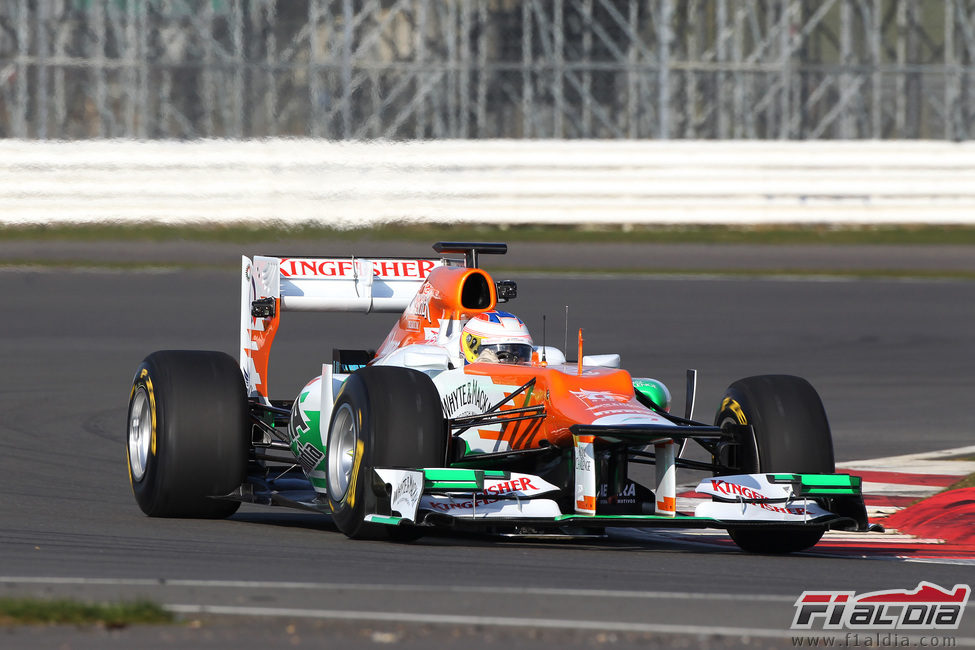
126,242,871,553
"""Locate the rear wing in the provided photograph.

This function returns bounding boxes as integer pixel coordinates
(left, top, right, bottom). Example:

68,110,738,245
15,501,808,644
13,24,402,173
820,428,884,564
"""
240,255,447,400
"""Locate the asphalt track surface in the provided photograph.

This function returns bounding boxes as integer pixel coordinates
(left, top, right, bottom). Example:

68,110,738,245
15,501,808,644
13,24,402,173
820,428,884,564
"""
1,245,974,649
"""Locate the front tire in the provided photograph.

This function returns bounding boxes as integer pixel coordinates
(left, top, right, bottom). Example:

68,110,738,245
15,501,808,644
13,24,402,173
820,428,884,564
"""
714,375,834,553
127,350,248,518
326,366,446,539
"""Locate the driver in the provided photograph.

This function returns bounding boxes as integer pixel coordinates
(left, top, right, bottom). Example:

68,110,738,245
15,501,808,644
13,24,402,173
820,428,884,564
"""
461,311,533,365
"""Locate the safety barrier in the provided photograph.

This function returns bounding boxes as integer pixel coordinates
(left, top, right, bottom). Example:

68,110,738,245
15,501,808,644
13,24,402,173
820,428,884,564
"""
2,140,974,226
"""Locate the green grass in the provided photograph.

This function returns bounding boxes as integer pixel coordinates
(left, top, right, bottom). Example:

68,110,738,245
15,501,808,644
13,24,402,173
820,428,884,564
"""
4,260,975,281
944,473,975,491
4,223,975,245
2,260,974,280
939,455,975,492
0,260,225,272
0,597,174,627
503,267,975,281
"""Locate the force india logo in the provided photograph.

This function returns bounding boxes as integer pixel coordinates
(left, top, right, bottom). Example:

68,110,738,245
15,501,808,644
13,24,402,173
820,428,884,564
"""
791,582,970,630
571,389,629,408
570,389,649,419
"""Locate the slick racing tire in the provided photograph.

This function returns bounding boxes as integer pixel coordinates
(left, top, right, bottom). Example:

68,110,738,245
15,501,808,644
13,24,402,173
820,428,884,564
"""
127,350,248,518
326,366,446,540
714,375,835,554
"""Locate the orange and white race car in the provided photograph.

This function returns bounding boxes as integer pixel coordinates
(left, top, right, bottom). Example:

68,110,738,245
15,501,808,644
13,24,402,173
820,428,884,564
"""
126,242,872,553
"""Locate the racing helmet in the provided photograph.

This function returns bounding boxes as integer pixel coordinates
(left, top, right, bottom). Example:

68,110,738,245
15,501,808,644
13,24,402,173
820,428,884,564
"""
461,311,533,365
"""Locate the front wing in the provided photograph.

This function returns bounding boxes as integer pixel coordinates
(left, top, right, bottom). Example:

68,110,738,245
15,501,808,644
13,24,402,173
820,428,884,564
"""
361,468,870,533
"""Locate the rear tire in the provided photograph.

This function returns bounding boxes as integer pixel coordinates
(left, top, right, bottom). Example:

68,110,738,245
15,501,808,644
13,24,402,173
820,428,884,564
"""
126,350,248,518
326,367,446,539
714,375,834,554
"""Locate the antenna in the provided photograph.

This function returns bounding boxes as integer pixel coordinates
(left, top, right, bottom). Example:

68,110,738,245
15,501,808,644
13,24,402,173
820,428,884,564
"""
541,315,547,364
563,305,569,357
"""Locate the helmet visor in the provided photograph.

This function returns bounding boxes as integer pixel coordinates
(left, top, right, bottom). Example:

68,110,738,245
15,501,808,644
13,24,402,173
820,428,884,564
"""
482,343,532,364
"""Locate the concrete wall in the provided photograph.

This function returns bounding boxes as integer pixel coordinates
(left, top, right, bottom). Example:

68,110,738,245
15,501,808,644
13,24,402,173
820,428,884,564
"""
2,140,974,226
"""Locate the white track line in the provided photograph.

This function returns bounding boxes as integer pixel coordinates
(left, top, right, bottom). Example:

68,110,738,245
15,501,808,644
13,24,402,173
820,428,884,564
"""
0,576,792,602
860,481,942,496
821,531,946,544
841,460,975,475
837,444,975,475
163,604,975,646
164,603,801,639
